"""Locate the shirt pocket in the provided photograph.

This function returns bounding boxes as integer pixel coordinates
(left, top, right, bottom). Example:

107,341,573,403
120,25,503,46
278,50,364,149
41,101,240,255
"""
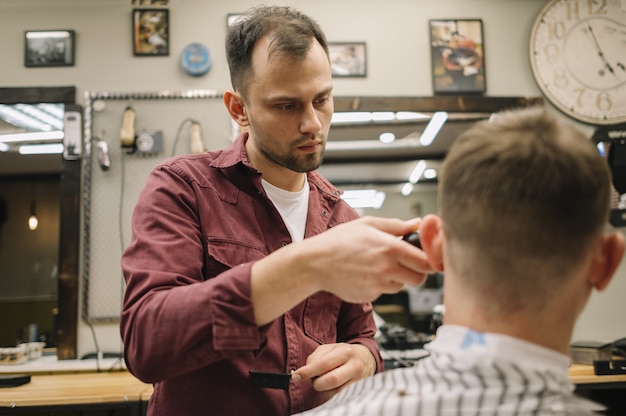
205,237,266,278
303,292,341,345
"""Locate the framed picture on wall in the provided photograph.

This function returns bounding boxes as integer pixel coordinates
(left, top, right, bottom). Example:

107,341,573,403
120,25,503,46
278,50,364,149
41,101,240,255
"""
132,8,169,56
328,42,367,78
429,19,486,94
24,30,75,67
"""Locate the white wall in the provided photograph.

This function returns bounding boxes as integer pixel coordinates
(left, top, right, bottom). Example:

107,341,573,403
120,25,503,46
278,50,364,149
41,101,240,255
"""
1,0,547,97
1,0,624,357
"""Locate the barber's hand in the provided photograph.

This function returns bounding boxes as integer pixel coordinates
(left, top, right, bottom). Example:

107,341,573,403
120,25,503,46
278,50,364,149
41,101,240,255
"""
303,216,435,303
250,215,439,326
291,343,375,401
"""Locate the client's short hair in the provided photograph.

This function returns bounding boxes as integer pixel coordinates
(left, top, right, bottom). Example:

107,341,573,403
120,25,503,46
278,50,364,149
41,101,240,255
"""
439,106,611,306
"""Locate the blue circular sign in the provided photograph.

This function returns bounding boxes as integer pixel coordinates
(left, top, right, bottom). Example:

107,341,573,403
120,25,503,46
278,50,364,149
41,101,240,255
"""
181,43,212,76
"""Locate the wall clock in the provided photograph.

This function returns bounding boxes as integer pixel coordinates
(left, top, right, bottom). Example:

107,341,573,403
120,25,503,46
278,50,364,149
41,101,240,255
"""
181,43,212,76
529,0,626,125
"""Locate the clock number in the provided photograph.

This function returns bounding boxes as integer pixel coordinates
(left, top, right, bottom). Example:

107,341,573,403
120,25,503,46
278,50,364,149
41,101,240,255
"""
574,87,586,108
565,0,580,20
571,87,612,112
596,92,612,112
547,21,566,40
587,0,608,15
542,43,560,65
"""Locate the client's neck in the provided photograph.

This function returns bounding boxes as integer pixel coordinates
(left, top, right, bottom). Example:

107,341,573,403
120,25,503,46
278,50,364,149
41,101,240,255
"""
443,284,576,356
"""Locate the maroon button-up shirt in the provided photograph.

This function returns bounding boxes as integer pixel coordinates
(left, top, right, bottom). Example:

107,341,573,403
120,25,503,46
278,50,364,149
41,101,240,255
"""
120,134,383,416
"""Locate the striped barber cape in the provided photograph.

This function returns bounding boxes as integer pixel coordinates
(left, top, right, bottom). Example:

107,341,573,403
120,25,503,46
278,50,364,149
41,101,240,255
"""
296,326,603,416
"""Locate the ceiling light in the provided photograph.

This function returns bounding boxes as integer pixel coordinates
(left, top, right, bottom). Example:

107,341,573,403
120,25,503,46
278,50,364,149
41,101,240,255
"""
0,104,54,132
409,160,427,183
419,111,448,146
28,200,38,231
15,103,64,130
378,132,395,143
341,189,386,209
371,112,395,121
37,103,65,119
332,111,429,124
18,143,64,155
395,112,430,121
401,182,414,196
0,103,64,135
0,130,64,143
423,168,438,179
332,112,372,123
0,143,8,152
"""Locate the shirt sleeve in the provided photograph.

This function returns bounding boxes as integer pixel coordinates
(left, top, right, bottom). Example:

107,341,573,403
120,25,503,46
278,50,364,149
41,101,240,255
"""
338,301,384,374
120,164,266,382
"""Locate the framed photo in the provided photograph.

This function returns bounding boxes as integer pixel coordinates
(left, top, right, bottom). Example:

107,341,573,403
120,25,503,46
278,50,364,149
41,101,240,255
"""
132,8,169,56
328,42,367,78
24,30,75,67
429,19,486,94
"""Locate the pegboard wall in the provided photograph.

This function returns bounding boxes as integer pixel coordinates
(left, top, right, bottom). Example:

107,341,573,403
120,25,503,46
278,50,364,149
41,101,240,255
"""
82,90,234,323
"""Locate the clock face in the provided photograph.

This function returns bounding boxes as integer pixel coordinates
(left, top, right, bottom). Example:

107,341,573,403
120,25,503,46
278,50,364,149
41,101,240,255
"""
529,0,626,125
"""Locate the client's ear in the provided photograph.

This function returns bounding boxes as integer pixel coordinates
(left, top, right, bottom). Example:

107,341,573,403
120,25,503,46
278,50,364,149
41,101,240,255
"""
589,231,625,291
419,214,445,272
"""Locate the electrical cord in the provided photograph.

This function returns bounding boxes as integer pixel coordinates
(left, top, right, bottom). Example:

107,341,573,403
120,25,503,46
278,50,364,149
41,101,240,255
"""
83,134,127,372
170,118,198,156
114,149,127,371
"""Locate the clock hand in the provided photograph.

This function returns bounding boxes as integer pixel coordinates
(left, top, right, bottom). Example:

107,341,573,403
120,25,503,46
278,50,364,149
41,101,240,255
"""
584,24,617,77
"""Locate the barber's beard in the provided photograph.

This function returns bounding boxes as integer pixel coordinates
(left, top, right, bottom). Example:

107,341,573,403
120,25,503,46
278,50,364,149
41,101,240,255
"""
261,137,325,173
250,125,326,173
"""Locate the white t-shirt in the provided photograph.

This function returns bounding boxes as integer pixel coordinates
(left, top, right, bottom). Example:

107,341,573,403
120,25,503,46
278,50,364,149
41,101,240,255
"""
262,178,309,242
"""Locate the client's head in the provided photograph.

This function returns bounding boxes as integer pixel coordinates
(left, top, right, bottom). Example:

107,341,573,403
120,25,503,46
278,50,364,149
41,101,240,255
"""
422,106,623,331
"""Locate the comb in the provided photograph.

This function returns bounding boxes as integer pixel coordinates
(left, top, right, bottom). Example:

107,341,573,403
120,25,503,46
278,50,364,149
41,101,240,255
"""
248,371,291,390
0,374,31,388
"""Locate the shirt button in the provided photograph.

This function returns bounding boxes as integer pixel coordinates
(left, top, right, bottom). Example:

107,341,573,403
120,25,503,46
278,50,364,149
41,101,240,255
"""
321,210,328,217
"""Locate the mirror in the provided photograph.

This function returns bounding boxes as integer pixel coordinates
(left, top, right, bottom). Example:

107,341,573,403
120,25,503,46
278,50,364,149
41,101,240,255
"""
0,103,64,175
0,86,78,359
319,95,543,217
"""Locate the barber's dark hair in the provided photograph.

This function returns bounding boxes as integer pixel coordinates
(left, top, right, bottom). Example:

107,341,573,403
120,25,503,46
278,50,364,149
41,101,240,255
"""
225,5,329,97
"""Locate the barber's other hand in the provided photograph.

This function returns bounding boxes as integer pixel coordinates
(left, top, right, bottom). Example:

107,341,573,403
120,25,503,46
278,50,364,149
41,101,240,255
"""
291,343,375,401
304,216,435,303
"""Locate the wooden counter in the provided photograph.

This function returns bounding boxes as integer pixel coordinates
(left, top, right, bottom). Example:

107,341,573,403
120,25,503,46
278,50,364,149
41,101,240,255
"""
569,363,626,389
0,363,623,415
0,371,151,414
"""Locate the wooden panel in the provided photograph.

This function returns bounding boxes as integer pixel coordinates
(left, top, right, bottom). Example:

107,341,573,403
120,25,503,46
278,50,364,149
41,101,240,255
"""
333,95,543,113
0,86,76,105
57,158,80,360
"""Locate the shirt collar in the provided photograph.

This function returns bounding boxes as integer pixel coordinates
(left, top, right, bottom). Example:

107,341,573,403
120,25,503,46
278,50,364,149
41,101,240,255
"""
428,325,572,374
211,132,343,202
